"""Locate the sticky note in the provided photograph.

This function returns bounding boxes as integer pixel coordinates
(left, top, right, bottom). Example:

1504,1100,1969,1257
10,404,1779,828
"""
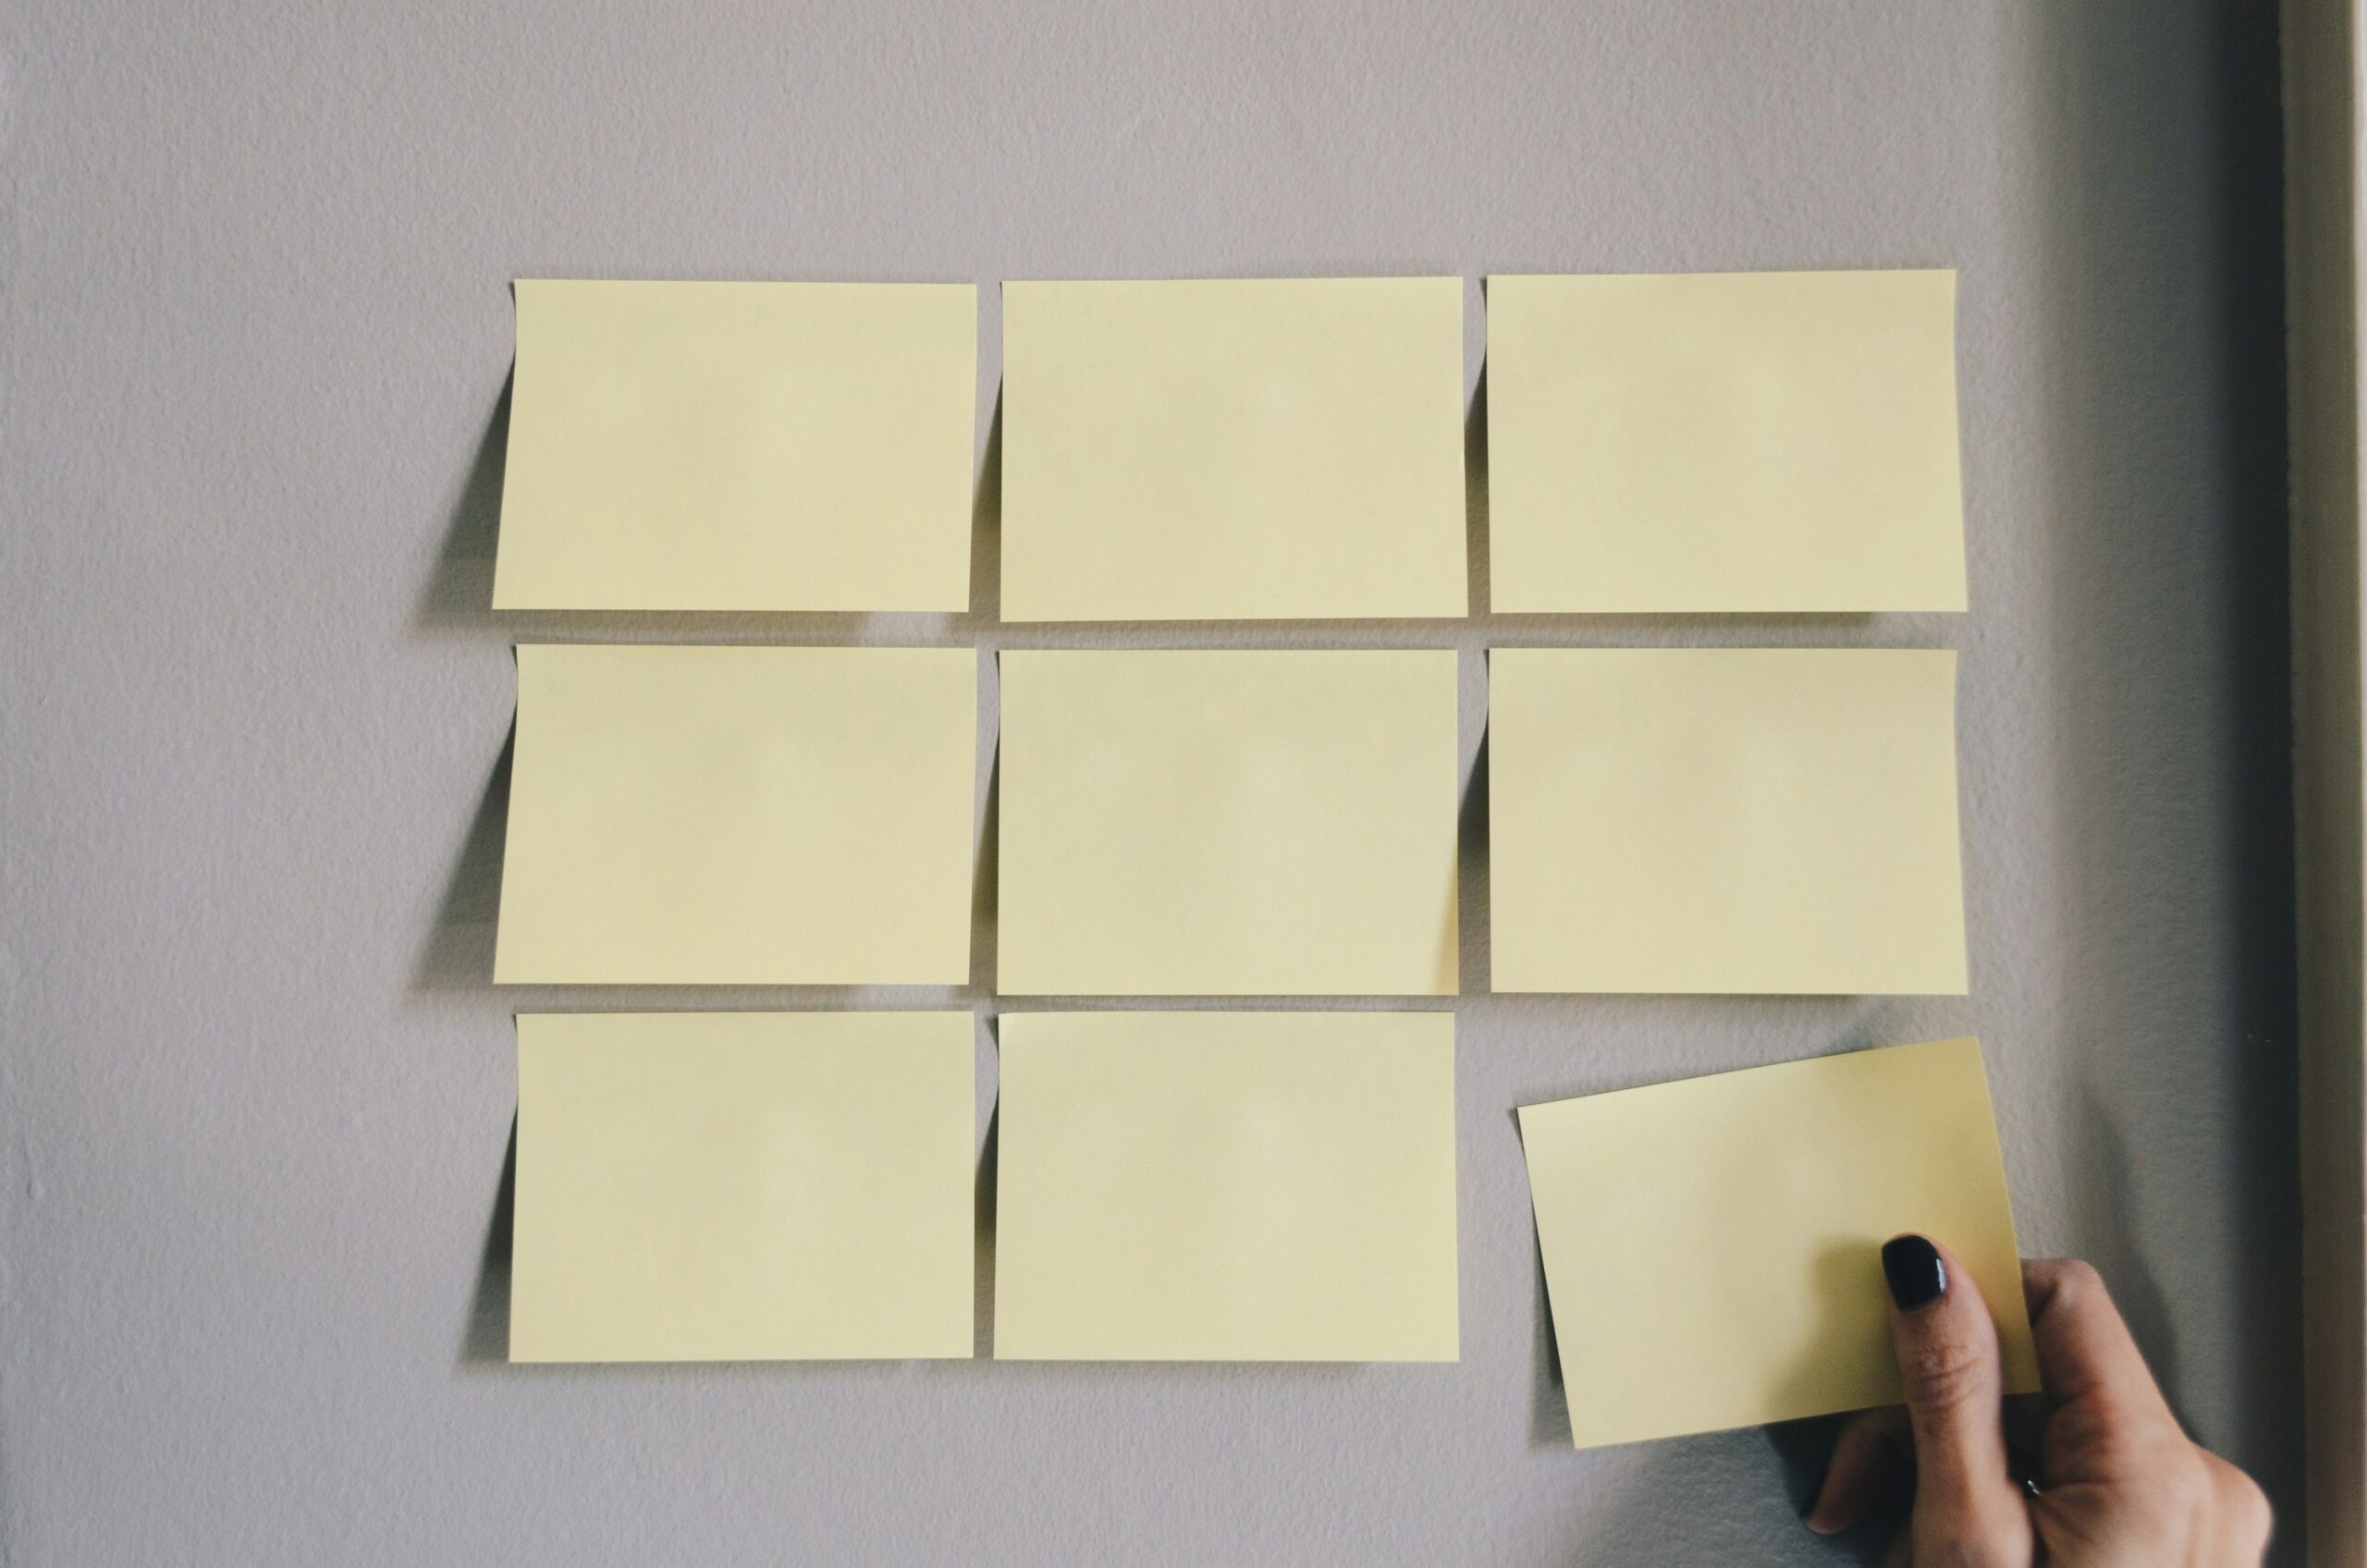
493,279,976,611
1486,271,1967,612
510,1011,975,1362
1490,647,1967,994
1000,277,1468,620
993,1011,1458,1361
997,650,1460,995
495,643,975,985
1518,1036,2036,1448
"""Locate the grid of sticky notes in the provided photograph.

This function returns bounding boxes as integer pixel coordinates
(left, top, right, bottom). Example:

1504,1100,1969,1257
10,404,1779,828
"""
485,269,2001,1399
491,270,1967,618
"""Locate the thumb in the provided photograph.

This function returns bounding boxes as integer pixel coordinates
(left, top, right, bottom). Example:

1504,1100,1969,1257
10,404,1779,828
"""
1881,1234,2030,1564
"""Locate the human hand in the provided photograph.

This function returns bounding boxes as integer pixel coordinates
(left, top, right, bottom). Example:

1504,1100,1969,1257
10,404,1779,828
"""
1804,1237,2271,1565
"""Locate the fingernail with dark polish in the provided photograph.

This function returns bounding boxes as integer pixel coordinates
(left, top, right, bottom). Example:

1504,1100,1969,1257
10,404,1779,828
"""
1882,1235,1947,1310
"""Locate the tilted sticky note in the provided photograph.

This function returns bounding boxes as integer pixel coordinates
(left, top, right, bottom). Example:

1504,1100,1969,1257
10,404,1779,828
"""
1518,1036,2036,1449
996,650,1460,996
993,1011,1458,1361
493,279,976,611
1000,277,1468,620
510,1011,975,1362
1486,270,1967,612
495,643,975,985
1489,647,1967,994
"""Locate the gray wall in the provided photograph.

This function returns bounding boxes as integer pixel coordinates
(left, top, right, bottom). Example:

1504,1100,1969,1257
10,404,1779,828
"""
0,2,2300,1563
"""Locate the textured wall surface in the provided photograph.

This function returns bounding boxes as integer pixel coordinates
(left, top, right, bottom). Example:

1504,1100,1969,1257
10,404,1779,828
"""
0,2,2301,1563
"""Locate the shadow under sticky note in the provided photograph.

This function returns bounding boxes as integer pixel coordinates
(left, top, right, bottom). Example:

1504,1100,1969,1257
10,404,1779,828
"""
1000,277,1468,620
992,1011,1458,1362
1489,647,1968,995
1517,1036,2036,1450
493,279,976,612
509,1011,975,1363
494,643,975,986
1486,270,1967,613
996,649,1460,996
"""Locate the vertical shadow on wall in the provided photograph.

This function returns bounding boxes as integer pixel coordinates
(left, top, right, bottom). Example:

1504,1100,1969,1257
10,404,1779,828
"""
1465,361,1490,615
974,1018,1002,1360
460,1114,518,1365
2189,8,2305,1516
1515,1109,1570,1448
413,722,515,990
971,391,1003,623
2034,0,2300,1529
1459,730,1490,995
416,370,513,628
971,755,1000,995
1527,1242,1570,1448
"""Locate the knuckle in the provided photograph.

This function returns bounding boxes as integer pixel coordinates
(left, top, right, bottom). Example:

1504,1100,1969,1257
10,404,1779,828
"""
2216,1464,2273,1545
2163,1456,2214,1511
2051,1258,2106,1304
1900,1337,1990,1413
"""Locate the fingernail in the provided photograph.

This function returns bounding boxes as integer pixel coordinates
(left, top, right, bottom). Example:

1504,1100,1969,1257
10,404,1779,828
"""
1882,1234,1946,1310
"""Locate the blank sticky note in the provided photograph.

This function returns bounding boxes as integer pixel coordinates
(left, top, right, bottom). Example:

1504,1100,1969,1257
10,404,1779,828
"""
1000,278,1468,620
997,650,1459,995
1490,648,1967,994
510,1011,975,1362
1487,271,1967,612
993,1011,1458,1361
1518,1036,2036,1448
493,279,976,611
494,643,975,985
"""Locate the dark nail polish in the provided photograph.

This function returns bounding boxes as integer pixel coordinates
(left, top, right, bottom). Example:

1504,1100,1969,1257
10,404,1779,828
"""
1882,1235,1947,1310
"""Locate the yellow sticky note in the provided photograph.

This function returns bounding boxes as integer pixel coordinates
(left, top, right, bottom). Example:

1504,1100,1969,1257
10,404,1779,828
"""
1000,278,1468,620
1518,1036,2036,1449
495,644,975,985
993,1011,1458,1361
493,279,976,611
1487,271,1967,612
510,1011,975,1362
997,650,1460,996
1490,648,1967,994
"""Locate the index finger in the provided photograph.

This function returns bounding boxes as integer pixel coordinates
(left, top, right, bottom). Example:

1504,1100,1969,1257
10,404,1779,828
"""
2021,1258,2179,1433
